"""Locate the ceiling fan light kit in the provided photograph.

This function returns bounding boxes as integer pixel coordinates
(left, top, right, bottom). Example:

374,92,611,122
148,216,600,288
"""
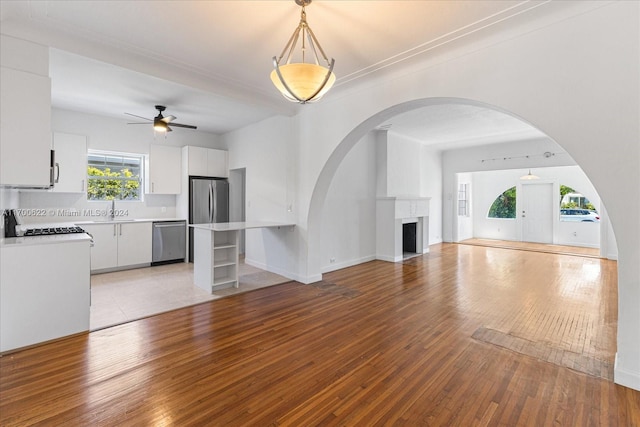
271,0,336,103
126,105,197,134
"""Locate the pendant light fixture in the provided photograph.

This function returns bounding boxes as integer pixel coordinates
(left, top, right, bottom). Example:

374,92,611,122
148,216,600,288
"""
520,169,540,180
270,0,336,103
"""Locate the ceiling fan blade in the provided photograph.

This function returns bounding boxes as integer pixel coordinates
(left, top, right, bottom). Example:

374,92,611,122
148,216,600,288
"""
161,115,176,123
169,123,197,130
167,126,173,132
125,112,152,121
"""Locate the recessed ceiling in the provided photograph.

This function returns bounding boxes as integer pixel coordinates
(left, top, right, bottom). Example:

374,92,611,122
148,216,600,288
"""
0,0,587,140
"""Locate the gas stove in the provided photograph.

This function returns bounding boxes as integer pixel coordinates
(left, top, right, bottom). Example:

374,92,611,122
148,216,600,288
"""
23,226,86,237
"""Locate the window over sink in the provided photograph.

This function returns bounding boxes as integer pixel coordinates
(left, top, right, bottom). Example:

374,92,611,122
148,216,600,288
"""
87,150,143,201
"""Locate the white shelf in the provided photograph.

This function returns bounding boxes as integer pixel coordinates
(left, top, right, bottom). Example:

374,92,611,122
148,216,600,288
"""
214,260,236,268
213,243,236,250
193,227,239,293
212,278,237,289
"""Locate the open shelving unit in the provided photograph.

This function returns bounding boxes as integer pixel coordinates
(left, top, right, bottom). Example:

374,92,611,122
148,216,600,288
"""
193,228,239,292
191,221,295,294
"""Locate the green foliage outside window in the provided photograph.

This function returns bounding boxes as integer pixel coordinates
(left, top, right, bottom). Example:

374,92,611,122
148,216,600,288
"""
560,185,595,210
488,186,516,219
87,167,140,200
87,152,141,201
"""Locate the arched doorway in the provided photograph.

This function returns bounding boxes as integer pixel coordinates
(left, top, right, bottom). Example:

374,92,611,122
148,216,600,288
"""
306,96,626,385
308,97,615,274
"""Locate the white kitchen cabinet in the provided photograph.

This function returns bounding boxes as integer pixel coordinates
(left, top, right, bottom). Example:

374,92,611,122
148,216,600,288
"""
0,238,91,352
207,148,228,178
184,146,228,178
0,67,52,187
82,221,152,272
0,35,52,188
146,144,181,194
117,222,152,266
52,132,87,193
82,223,118,271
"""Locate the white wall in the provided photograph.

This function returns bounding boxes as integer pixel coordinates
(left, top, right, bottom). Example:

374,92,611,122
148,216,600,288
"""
471,166,603,249
386,132,422,197
321,132,377,273
223,115,298,280
17,108,225,224
420,145,443,244
442,138,576,243
318,130,443,273
379,131,443,245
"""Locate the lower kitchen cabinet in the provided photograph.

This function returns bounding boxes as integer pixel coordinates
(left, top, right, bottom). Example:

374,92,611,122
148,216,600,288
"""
82,222,152,272
117,222,152,266
0,238,91,352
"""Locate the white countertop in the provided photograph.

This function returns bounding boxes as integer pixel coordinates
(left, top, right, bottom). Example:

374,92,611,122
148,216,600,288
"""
1,232,91,248
75,217,185,225
190,221,295,231
0,218,187,248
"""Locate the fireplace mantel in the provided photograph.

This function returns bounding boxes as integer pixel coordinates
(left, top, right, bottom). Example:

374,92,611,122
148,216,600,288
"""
376,197,430,262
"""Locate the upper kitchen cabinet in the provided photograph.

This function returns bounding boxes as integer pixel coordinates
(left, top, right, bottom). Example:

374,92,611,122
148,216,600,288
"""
0,35,52,188
146,144,181,194
183,146,228,178
52,132,87,193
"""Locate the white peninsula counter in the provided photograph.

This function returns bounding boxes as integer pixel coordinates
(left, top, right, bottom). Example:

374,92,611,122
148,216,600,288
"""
190,221,294,292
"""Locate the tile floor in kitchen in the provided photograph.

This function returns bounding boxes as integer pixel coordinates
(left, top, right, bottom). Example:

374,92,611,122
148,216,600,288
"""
90,258,292,330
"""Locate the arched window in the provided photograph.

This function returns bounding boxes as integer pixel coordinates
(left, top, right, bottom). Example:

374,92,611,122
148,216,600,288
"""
488,186,516,219
560,185,599,222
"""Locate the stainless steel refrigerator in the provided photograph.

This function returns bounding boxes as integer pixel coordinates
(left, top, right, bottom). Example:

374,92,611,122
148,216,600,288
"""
189,177,229,262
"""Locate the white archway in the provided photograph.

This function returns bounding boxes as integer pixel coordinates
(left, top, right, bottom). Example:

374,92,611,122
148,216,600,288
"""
307,97,562,274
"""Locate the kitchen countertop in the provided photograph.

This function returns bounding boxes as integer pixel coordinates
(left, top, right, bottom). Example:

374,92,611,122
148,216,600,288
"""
190,221,295,231
75,217,185,225
1,233,92,248
1,218,186,248
1,221,91,248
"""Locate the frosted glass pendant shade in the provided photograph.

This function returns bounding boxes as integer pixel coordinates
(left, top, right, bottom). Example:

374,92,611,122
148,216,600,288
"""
270,63,336,102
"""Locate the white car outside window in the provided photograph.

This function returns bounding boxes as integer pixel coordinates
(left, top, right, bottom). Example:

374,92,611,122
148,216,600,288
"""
560,209,600,222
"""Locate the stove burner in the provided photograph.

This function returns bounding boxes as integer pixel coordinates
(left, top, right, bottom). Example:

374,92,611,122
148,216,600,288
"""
23,226,86,236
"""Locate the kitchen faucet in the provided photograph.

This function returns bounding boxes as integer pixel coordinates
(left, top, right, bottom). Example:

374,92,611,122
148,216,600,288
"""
110,199,115,220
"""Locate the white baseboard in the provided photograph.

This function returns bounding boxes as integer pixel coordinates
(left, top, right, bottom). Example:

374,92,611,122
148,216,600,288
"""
614,353,640,391
376,254,403,263
244,258,321,284
321,255,376,274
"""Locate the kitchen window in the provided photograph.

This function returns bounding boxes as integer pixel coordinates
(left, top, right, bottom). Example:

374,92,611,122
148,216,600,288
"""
87,150,143,201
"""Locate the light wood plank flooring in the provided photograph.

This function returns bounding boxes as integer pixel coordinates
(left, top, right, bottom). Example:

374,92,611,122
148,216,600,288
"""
460,238,601,258
1,243,638,425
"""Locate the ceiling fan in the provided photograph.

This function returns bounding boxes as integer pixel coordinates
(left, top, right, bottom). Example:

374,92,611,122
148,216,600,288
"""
126,105,197,132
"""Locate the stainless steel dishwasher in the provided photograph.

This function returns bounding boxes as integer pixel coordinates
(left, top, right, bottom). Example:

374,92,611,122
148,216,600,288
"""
152,220,186,265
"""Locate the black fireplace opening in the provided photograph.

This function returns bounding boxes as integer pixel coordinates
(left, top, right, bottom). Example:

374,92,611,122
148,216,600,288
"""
403,222,417,253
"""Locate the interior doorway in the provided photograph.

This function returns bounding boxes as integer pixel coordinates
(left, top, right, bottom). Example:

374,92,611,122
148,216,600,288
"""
521,183,553,244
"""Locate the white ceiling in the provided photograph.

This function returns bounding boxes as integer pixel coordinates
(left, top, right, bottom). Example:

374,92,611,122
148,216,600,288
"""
0,0,573,144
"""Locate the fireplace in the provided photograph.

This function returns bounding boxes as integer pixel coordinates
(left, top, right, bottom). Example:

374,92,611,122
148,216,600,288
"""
403,222,417,254
376,197,430,262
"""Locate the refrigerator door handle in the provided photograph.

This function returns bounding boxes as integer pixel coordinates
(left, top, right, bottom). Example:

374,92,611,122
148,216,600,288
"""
213,184,218,223
209,183,214,223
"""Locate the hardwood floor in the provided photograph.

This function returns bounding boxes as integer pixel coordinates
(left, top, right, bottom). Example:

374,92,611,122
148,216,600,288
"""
1,243,638,425
460,238,601,258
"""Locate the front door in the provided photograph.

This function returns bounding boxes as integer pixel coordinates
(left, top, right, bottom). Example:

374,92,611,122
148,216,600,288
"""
522,183,553,243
